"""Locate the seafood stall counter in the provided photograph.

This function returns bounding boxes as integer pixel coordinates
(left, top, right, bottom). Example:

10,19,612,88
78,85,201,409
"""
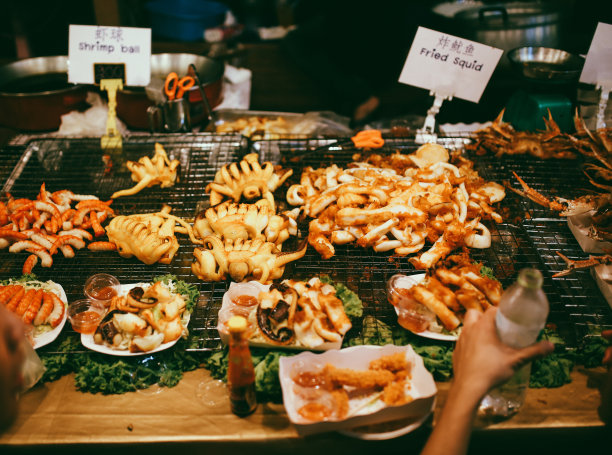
0,130,610,453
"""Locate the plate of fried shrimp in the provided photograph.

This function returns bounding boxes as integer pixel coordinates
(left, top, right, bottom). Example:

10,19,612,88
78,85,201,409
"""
279,345,437,436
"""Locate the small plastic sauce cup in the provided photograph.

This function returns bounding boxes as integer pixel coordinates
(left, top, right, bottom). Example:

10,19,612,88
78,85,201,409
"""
84,273,120,307
386,274,436,333
68,299,105,334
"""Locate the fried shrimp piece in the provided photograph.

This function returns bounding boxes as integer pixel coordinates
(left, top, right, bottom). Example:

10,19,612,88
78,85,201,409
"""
331,388,350,419
324,364,395,389
382,380,411,406
369,352,409,373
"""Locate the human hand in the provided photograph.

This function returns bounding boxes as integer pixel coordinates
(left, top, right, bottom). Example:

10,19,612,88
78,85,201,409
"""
0,305,26,431
452,307,554,402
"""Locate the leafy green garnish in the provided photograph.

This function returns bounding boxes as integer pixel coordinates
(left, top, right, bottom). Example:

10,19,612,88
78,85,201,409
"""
1,273,38,285
203,347,295,401
479,265,498,282
40,333,202,394
152,274,198,312
320,275,363,319
530,354,574,388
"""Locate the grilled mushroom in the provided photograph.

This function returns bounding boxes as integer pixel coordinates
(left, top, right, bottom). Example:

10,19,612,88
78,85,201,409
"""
126,287,157,308
94,310,122,346
256,284,299,345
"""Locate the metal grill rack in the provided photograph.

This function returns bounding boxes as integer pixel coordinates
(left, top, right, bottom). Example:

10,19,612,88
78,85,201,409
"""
472,153,593,221
522,220,612,343
0,134,248,353
253,137,612,348
2,133,611,354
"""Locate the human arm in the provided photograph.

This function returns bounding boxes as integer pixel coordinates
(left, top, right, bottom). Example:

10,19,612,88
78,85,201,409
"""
0,305,25,431
421,307,554,455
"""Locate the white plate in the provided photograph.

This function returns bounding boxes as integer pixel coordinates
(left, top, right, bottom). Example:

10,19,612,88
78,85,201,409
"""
390,274,458,342
33,284,68,350
80,282,190,357
279,345,437,436
338,398,435,440
218,281,343,351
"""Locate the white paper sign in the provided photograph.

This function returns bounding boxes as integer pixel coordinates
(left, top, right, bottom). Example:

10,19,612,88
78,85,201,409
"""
580,22,612,87
399,27,503,103
68,25,151,86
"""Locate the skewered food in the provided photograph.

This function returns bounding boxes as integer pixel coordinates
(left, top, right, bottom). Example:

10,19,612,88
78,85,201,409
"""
0,184,114,273
194,199,297,246
110,143,179,199
287,145,505,269
94,281,189,353
206,153,293,208
192,236,307,283
89,205,201,265
218,277,352,349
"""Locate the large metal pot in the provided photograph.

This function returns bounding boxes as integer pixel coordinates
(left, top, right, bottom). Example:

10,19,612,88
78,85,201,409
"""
0,56,88,131
116,53,224,130
453,2,565,68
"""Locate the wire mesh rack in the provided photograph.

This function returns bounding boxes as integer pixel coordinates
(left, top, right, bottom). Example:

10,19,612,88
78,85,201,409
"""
252,137,612,348
2,133,611,354
0,134,248,353
522,220,612,343
472,152,594,221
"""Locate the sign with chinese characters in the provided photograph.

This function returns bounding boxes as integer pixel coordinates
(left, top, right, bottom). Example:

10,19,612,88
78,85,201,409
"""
580,22,612,86
68,25,151,86
399,27,503,103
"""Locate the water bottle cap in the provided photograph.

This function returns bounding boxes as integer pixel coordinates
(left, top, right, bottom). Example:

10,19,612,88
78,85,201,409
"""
517,268,543,289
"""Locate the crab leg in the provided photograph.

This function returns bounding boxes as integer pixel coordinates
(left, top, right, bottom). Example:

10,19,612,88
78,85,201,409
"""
552,251,612,277
509,172,565,211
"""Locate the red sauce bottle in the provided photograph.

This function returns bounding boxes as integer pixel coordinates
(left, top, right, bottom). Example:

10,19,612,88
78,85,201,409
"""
227,315,257,416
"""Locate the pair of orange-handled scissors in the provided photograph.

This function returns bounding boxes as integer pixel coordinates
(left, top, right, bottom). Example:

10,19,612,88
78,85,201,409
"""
164,72,195,101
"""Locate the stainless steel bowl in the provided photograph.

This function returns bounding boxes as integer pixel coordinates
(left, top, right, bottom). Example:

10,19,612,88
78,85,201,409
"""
507,46,584,81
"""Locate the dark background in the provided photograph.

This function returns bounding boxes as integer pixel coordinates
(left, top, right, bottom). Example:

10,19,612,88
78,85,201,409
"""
1,0,612,125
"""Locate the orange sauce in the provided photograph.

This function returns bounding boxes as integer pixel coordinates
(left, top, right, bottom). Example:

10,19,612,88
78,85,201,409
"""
90,286,117,301
70,310,103,334
293,371,328,388
231,295,258,307
298,402,332,422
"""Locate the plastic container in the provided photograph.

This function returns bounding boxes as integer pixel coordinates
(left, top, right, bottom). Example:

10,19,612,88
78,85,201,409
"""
386,274,436,333
146,0,228,42
84,273,120,308
68,299,106,335
478,268,549,417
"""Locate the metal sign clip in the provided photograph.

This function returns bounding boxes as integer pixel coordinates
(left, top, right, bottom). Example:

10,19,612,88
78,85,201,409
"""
416,91,452,144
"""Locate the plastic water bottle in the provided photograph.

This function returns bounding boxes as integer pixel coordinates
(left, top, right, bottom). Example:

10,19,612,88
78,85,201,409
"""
478,268,549,417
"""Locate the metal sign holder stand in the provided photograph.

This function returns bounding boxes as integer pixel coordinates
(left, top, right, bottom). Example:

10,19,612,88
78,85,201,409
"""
416,91,453,144
596,82,611,129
